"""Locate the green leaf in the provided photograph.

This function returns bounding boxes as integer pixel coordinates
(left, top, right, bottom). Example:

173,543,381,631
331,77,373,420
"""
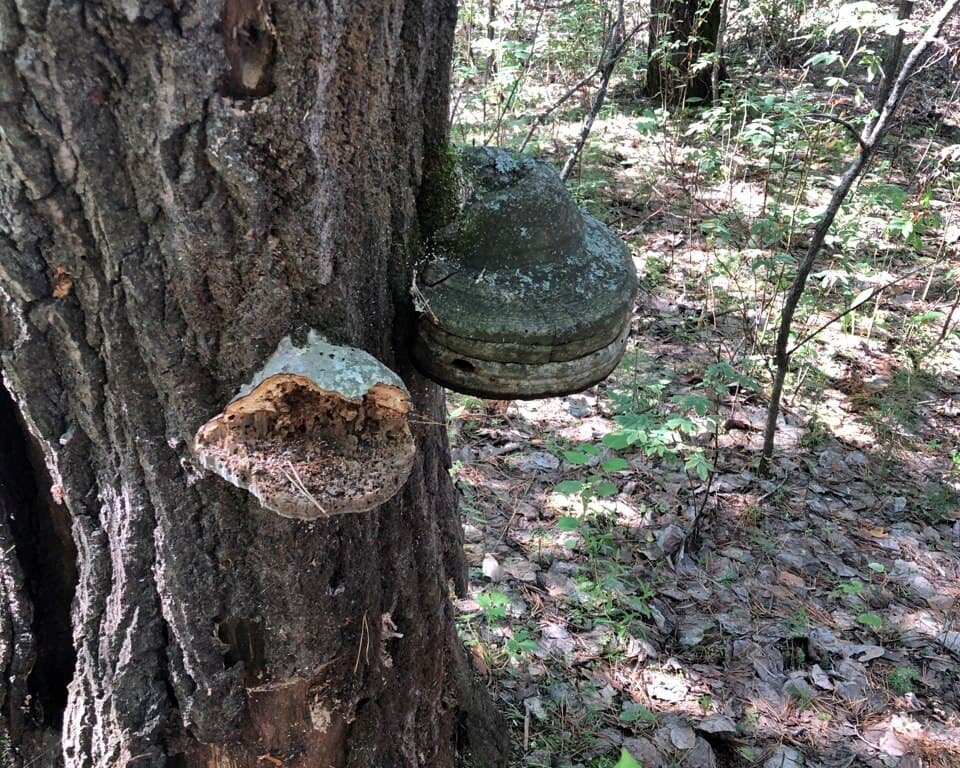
476,589,510,621
635,113,660,135
839,579,864,595
685,451,712,482
849,287,874,310
563,450,590,466
912,310,946,325
603,432,632,450
556,516,581,532
866,182,908,208
858,612,883,630
555,480,585,496
602,457,630,473
805,51,843,68
665,415,698,434
620,702,656,724
614,748,643,768
671,392,712,415
594,481,618,497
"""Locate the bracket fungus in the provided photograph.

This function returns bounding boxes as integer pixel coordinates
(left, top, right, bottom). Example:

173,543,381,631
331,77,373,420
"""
412,146,637,399
194,332,415,519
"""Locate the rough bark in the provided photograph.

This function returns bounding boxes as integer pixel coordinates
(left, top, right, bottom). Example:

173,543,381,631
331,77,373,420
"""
645,0,724,105
0,1,507,766
0,384,74,768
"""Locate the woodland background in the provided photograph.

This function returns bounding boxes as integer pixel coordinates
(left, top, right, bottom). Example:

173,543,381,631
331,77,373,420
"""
444,0,960,765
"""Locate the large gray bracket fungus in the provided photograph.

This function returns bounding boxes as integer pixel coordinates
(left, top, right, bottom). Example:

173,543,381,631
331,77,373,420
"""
412,146,638,399
194,332,415,520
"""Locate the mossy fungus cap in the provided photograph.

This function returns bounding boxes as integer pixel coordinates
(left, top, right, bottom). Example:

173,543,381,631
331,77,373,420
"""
413,146,637,399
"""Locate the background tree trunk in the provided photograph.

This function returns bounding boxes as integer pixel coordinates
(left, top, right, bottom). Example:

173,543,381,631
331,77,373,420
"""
0,1,506,766
646,0,724,105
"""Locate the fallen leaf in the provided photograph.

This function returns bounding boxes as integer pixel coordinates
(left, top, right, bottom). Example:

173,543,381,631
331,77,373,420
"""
854,644,885,662
482,553,503,582
502,558,538,582
695,715,737,735
763,745,804,768
666,723,696,751
524,696,548,721
810,664,833,690
937,630,960,657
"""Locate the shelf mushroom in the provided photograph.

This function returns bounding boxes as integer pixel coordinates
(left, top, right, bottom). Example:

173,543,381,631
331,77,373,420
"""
194,332,415,519
412,147,637,399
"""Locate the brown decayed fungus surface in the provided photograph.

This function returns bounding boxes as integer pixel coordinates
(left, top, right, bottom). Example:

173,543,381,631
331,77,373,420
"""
194,334,415,519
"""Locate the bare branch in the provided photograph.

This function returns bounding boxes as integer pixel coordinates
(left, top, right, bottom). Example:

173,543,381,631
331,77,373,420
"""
519,22,641,153
808,112,868,152
786,261,930,354
560,0,628,181
760,0,960,473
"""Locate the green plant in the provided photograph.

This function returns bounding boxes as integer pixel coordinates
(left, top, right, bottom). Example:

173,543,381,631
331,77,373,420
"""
800,412,830,449
604,405,709,477
749,530,776,554
613,747,644,768
787,607,810,637
857,612,883,631
619,701,657,725
836,578,865,597
920,480,960,524
790,687,812,710
749,0,811,60
554,442,626,511
887,665,920,694
505,627,538,658
0,737,12,768
475,588,511,622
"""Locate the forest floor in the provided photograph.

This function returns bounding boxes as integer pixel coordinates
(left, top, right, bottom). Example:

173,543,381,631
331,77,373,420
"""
450,68,960,768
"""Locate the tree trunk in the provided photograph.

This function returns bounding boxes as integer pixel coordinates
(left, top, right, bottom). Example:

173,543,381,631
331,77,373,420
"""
874,0,914,110
0,1,506,766
646,0,724,105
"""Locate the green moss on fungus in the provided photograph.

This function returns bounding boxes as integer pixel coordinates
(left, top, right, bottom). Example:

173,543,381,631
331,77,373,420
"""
412,147,637,399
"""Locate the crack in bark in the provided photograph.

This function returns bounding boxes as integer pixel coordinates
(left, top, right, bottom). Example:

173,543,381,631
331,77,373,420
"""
218,0,277,99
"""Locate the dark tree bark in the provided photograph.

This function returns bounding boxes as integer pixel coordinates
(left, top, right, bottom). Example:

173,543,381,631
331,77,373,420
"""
0,1,506,766
645,0,724,105
874,0,914,110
